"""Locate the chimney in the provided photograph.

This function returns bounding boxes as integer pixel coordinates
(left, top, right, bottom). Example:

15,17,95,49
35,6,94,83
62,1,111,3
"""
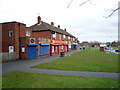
64,28,66,31
37,16,41,24
51,22,54,26
58,25,60,28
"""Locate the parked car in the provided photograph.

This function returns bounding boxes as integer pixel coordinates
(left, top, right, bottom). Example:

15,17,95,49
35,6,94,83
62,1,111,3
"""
115,49,120,52
104,48,109,50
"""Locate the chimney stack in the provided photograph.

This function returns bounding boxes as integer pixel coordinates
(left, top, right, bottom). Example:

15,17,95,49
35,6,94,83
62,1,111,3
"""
38,16,41,24
58,25,60,28
64,28,66,31
51,22,54,26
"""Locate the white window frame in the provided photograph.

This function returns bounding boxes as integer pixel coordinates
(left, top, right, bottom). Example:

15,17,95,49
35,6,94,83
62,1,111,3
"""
63,35,66,38
26,31,30,36
9,30,13,37
52,32,56,39
9,45,14,52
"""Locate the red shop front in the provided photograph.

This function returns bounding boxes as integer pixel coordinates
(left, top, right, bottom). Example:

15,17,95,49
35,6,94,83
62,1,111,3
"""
50,40,67,56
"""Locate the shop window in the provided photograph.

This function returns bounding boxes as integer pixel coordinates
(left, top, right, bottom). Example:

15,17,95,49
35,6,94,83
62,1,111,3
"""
9,30,13,37
26,31,30,36
59,34,61,40
68,36,70,39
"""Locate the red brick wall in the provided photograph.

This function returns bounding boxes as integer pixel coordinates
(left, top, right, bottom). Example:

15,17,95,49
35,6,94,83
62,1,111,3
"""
19,37,28,59
2,22,26,59
33,31,52,39
2,23,16,52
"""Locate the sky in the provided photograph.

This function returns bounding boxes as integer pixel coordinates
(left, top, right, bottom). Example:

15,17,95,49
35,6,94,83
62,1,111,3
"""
0,0,119,43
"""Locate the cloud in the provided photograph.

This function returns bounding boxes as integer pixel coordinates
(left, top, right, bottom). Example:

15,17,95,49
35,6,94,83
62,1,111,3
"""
0,0,118,42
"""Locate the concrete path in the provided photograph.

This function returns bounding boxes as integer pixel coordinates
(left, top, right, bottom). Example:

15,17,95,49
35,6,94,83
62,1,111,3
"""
19,68,119,79
1,50,120,79
2,50,78,74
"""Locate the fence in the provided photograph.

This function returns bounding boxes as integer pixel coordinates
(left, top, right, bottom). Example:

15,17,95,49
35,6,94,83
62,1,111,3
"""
0,52,16,62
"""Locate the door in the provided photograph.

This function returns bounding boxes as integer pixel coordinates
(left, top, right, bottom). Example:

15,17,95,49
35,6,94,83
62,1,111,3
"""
28,45,37,59
9,46,14,52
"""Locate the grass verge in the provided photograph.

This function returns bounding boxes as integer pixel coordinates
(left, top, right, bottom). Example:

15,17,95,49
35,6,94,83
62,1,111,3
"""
2,71,119,88
32,47,119,73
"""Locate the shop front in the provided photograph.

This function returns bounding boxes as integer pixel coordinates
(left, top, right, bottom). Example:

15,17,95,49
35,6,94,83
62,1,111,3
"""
38,38,51,56
40,44,50,56
72,43,78,50
50,40,67,56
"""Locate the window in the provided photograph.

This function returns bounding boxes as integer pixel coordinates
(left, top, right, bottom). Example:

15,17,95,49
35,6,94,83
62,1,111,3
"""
26,31,30,36
63,35,66,38
73,38,75,41
9,30,13,37
68,36,70,39
52,32,56,39
9,45,14,52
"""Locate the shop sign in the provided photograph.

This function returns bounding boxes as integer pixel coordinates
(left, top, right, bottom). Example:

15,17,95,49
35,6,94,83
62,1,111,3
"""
38,38,50,44
51,40,67,45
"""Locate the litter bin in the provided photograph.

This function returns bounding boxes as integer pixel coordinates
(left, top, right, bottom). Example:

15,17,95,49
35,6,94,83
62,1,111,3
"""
60,51,65,57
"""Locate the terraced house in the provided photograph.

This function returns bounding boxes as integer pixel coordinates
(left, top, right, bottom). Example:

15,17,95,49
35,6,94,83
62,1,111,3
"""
1,16,79,60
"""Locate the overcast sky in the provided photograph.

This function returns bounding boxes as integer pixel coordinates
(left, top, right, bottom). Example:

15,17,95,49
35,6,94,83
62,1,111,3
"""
0,0,119,42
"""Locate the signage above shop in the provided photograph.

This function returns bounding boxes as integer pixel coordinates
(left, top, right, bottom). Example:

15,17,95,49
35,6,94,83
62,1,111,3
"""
51,40,67,45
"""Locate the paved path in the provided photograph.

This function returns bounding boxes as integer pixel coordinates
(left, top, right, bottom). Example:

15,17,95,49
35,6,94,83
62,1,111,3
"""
1,50,120,79
2,50,78,74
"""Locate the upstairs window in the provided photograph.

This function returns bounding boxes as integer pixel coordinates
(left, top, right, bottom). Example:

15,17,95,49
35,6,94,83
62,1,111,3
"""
9,30,13,37
63,35,66,38
26,31,30,36
73,38,75,41
52,32,56,39
68,36,70,39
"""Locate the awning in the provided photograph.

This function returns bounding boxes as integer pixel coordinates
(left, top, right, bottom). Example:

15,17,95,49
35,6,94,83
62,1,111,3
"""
40,43,50,46
28,44,38,46
72,43,78,45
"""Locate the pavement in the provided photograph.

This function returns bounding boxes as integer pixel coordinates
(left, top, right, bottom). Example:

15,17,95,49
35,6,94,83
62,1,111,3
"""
1,50,120,79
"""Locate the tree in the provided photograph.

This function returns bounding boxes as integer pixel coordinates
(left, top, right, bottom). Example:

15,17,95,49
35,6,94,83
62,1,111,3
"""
67,0,120,18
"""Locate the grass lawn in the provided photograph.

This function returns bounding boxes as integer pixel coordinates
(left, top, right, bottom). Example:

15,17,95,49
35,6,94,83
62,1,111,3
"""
2,71,119,88
32,47,119,73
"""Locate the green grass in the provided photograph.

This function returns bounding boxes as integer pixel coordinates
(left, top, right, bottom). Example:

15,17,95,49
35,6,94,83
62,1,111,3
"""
2,71,119,88
32,47,119,73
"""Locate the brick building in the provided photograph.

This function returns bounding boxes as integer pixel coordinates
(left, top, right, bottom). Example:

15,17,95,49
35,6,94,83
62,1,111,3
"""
1,22,28,60
1,16,79,60
28,16,78,57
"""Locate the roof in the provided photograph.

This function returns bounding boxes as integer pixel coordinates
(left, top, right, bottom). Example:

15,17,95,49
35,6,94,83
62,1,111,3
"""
29,21,75,37
1,21,26,25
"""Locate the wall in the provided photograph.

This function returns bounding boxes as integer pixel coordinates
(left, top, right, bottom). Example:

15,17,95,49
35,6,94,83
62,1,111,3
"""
19,37,28,59
1,52,16,61
32,31,52,39
2,22,26,59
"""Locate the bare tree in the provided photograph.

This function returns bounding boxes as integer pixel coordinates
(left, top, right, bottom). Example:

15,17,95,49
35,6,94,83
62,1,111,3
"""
67,0,120,18
104,7,120,18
